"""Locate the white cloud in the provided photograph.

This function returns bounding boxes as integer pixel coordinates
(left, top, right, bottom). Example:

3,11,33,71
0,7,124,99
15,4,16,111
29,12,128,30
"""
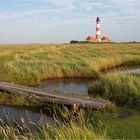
80,1,112,11
0,0,140,21
47,0,75,5
39,0,76,8
111,0,140,13
0,7,70,20
0,0,78,20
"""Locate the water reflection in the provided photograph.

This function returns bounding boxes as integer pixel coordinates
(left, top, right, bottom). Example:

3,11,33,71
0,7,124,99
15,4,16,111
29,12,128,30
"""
0,105,54,128
117,68,140,74
36,78,95,96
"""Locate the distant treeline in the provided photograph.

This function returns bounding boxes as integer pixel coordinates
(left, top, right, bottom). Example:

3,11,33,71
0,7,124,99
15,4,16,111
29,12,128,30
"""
70,40,116,44
70,40,140,44
121,41,140,44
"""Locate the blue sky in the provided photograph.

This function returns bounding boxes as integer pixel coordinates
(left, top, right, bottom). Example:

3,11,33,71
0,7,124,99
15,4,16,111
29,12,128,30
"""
0,0,140,43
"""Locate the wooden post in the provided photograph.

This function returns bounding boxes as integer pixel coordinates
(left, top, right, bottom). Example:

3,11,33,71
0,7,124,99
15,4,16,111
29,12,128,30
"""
71,103,79,113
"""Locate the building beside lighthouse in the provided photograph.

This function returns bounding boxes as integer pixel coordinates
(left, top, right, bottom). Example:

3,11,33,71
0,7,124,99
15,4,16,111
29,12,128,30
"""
86,17,111,42
86,35,96,42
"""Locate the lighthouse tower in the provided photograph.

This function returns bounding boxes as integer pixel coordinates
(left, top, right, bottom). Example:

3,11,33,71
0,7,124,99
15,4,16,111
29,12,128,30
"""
96,17,101,42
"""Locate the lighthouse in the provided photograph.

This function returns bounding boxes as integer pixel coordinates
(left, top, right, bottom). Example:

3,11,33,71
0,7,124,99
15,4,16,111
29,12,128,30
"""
85,17,111,43
96,17,101,42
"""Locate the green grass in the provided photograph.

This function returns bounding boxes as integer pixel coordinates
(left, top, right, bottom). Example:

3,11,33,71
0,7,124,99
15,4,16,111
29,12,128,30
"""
87,109,140,139
0,106,107,139
0,105,140,139
0,43,140,139
0,120,107,139
104,112,140,139
0,43,140,85
87,73,140,139
0,91,40,107
89,74,140,107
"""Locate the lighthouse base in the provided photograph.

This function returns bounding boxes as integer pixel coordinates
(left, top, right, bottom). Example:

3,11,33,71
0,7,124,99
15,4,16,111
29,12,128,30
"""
96,39,101,42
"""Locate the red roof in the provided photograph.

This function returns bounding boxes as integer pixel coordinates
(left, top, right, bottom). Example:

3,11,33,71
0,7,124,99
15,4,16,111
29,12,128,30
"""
101,36,111,42
86,35,96,42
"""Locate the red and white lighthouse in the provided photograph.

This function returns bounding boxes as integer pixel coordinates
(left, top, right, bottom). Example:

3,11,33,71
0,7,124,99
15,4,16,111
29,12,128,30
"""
96,17,101,42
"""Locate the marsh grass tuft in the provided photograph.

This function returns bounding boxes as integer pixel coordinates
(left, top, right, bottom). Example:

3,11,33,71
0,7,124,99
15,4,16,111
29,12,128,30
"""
89,74,140,107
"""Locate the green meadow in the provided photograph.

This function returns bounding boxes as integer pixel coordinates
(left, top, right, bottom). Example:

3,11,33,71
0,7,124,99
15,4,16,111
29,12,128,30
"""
0,43,140,139
0,43,139,85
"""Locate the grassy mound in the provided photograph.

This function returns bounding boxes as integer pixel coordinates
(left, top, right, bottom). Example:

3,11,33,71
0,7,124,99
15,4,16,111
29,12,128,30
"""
0,43,140,85
89,74,140,107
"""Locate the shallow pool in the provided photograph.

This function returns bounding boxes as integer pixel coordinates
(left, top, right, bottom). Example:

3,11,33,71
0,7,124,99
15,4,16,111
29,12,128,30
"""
0,105,54,128
36,78,95,96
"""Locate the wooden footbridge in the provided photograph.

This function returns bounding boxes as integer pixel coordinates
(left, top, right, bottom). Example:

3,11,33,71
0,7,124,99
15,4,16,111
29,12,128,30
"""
0,82,111,110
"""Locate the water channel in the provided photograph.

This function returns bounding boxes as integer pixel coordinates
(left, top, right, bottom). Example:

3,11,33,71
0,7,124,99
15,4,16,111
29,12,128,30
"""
36,68,140,96
0,68,140,127
0,105,55,128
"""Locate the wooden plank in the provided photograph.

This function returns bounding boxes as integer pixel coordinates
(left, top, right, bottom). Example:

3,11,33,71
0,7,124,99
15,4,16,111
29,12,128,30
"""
0,82,111,109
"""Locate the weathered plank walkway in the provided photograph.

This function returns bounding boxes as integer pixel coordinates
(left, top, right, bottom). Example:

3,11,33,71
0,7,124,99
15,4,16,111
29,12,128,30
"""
0,82,111,109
